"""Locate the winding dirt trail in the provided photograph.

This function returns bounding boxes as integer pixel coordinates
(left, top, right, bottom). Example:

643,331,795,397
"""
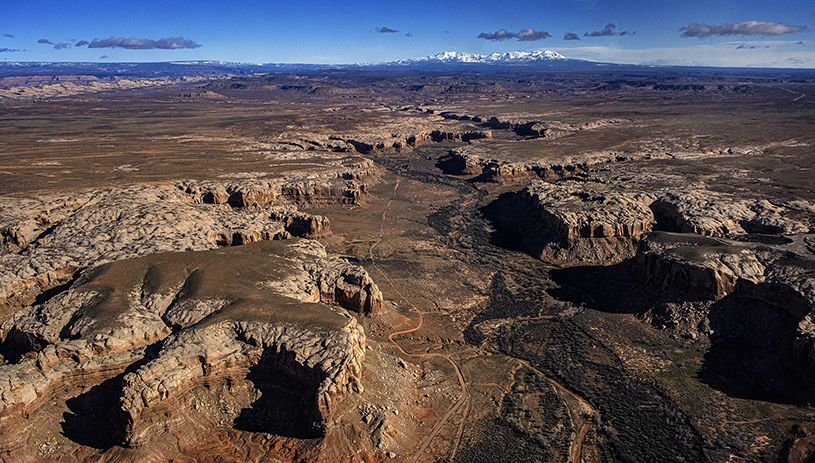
779,86,806,102
368,175,595,462
367,178,469,463
515,358,595,463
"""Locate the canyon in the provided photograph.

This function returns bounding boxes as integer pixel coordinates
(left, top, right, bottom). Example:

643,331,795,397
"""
0,64,814,462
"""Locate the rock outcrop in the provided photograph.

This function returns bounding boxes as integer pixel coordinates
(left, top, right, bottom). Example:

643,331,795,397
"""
0,239,380,453
180,157,378,207
0,75,209,100
437,111,628,139
518,175,812,265
636,232,767,301
518,174,815,376
522,179,656,262
0,185,278,314
241,114,493,156
0,162,384,315
651,191,810,237
482,116,628,139
450,145,651,183
635,231,815,372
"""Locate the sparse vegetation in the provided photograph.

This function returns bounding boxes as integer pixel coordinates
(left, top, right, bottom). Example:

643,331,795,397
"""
1,65,814,462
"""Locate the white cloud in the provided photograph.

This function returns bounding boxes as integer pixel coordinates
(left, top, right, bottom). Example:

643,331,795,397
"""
680,21,807,38
87,36,201,50
550,41,815,68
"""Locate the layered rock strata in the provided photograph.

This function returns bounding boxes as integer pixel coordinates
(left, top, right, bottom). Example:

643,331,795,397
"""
0,165,380,314
521,176,815,373
179,156,377,207
636,232,767,301
651,191,810,237
121,319,366,447
521,177,811,264
0,239,379,452
451,145,651,183
0,76,209,100
635,231,815,372
522,179,656,262
249,118,492,156
437,111,628,139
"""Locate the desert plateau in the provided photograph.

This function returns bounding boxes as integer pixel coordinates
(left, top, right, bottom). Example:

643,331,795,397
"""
1,60,815,463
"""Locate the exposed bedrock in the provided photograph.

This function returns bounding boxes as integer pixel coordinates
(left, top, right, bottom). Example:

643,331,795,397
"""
340,130,492,155
180,157,377,208
437,111,628,139
0,239,378,454
636,232,767,301
260,119,493,156
450,146,650,184
0,169,380,314
269,209,332,239
515,177,815,374
516,178,812,264
651,191,810,237
521,179,656,263
635,231,815,371
121,319,365,448
483,116,628,139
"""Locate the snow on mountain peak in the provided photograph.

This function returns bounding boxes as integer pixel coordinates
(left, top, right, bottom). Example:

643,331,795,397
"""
360,50,567,66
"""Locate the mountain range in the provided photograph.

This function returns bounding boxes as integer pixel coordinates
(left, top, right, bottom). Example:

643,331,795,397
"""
2,50,806,78
361,50,566,66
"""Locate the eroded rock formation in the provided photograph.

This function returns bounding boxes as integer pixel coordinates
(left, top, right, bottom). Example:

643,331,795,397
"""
518,174,815,376
0,239,380,457
651,191,809,237
0,161,383,316
180,156,377,207
520,176,812,264
523,179,655,262
451,145,650,183
636,232,767,301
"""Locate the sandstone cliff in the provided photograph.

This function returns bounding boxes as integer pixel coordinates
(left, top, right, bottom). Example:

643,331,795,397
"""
0,162,383,316
451,145,650,184
521,179,655,262
517,174,815,376
0,239,381,455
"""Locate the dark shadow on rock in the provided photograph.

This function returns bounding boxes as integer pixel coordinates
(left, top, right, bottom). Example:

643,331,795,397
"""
0,329,40,364
32,276,76,307
435,153,467,175
649,204,683,233
479,191,551,255
549,259,648,313
552,259,815,405
697,295,814,406
233,350,324,439
60,375,123,449
60,342,160,448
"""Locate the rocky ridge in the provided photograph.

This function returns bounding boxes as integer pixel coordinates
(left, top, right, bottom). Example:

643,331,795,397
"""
438,111,629,139
520,175,815,373
522,179,656,263
450,142,647,184
0,76,208,100
0,160,381,316
522,177,812,263
0,239,379,455
246,117,493,156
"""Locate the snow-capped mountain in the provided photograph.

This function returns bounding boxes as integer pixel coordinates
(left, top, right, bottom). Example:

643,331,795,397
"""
361,50,566,66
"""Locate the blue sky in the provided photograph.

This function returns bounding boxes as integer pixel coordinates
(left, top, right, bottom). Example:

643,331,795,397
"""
2,0,814,68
